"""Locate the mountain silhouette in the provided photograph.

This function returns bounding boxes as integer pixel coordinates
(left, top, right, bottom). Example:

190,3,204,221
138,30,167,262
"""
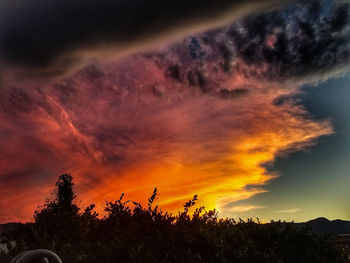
300,217,350,235
2,218,350,235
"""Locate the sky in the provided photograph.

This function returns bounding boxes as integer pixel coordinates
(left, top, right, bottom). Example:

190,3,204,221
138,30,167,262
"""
222,76,350,222
0,0,349,223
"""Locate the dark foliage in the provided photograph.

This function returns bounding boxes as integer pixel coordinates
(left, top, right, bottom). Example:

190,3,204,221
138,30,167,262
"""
0,174,348,263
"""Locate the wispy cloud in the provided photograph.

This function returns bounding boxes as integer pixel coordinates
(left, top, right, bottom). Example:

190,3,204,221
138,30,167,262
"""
229,205,265,213
278,208,300,214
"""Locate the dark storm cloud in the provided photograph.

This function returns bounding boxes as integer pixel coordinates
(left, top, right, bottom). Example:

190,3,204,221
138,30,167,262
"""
0,0,286,74
154,0,350,86
229,0,350,79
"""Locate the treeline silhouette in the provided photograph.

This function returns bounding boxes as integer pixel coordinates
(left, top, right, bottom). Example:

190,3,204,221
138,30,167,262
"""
0,174,348,263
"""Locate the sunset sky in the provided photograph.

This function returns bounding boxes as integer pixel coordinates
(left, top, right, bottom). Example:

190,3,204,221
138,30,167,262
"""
0,0,349,223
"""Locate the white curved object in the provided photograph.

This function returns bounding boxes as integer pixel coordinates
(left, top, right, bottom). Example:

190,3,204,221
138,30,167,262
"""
10,249,62,263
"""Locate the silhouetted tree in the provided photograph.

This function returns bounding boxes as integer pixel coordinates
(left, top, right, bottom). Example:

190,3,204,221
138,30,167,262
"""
55,174,76,209
1,174,348,263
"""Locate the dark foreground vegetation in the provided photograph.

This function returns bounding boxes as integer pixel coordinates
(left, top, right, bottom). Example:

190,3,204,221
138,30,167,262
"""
0,174,348,263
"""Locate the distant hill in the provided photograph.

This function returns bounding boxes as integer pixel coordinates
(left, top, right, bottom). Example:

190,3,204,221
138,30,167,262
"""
300,217,350,235
1,218,350,235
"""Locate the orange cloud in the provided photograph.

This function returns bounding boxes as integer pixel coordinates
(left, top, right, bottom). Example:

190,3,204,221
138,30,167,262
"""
0,56,332,223
227,205,265,213
79,84,331,217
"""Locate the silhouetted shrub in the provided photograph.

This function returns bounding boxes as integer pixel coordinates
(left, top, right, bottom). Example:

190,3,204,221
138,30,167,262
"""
0,174,348,263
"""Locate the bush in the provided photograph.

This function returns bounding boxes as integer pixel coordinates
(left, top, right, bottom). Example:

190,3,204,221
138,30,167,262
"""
1,174,348,263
